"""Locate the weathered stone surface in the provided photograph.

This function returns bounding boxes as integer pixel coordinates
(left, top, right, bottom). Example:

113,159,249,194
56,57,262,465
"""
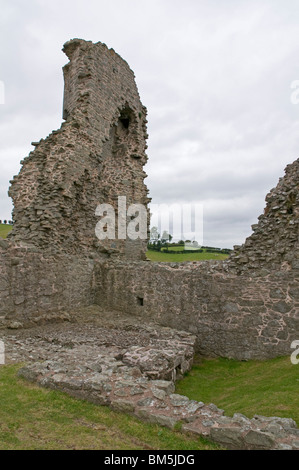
110,400,135,414
95,259,299,359
7,321,23,330
209,426,246,449
228,158,299,274
8,39,150,260
150,380,175,394
135,409,179,429
244,430,276,450
253,415,298,431
0,239,8,250
152,388,167,401
170,394,190,407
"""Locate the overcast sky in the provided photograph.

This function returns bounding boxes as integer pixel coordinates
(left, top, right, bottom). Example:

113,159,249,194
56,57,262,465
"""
1,0,299,248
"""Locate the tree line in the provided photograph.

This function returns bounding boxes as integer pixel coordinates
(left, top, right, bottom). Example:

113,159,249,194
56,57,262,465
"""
0,220,13,225
148,227,232,254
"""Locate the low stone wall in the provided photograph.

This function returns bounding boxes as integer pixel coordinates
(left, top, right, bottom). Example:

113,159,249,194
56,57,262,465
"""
1,244,298,360
95,259,299,360
2,312,298,450
0,241,95,328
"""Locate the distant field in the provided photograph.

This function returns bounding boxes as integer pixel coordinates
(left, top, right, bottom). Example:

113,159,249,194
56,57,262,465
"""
146,248,229,262
0,224,12,239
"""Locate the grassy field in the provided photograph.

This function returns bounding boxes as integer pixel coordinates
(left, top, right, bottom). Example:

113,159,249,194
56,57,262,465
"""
0,364,218,451
0,224,12,239
176,356,299,425
146,249,229,262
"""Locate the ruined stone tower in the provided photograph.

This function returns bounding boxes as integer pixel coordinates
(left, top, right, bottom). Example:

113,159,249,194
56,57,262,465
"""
8,39,150,260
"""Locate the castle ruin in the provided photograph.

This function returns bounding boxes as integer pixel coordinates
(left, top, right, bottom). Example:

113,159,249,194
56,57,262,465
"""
0,38,298,361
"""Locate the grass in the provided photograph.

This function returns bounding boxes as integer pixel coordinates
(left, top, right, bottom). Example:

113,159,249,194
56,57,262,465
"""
0,224,12,239
0,364,218,450
146,249,229,262
176,356,299,425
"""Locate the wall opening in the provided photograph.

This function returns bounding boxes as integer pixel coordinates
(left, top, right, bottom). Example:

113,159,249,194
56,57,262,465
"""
118,105,135,131
120,117,130,129
137,296,144,306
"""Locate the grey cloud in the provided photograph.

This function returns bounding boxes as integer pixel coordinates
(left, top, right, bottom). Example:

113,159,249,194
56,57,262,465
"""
1,0,299,248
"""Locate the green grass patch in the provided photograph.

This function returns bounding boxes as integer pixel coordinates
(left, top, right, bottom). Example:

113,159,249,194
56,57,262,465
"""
0,224,12,239
146,250,228,262
176,356,299,424
0,364,218,450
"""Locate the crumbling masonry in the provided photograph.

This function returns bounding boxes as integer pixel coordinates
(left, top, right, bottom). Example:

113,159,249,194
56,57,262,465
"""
0,38,298,361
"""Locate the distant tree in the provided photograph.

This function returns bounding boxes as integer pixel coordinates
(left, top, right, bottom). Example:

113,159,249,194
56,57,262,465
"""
0,220,2,224
8,220,13,225
3,220,7,224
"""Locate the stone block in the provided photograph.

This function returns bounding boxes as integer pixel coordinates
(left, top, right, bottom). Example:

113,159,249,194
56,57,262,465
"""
135,409,179,429
210,426,246,449
110,400,135,414
243,430,276,449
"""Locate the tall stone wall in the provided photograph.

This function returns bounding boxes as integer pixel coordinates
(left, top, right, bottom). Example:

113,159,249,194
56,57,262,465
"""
8,39,150,260
0,39,150,327
228,159,299,274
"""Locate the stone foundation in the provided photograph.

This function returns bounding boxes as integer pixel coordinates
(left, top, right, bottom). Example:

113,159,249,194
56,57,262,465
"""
1,308,298,450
